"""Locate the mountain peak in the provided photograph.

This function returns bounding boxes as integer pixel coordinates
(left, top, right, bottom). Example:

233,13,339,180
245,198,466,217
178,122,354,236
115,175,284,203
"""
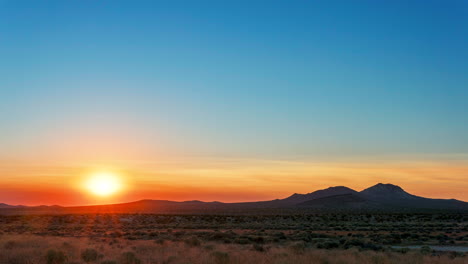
324,186,355,192
372,183,405,191
360,183,413,199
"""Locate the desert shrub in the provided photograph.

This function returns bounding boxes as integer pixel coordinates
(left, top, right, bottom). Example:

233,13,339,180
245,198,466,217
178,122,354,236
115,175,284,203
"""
174,231,186,238
210,232,231,242
395,247,410,254
7,254,29,264
317,241,339,249
154,238,165,245
120,252,141,264
253,244,265,252
101,261,117,264
61,241,74,250
211,251,229,264
274,232,287,240
251,236,265,244
184,236,201,247
369,255,387,264
420,245,432,255
344,238,365,249
204,244,215,251
110,231,123,238
234,238,250,244
448,251,465,259
81,248,99,263
4,241,17,249
45,249,67,264
163,256,177,264
290,241,307,254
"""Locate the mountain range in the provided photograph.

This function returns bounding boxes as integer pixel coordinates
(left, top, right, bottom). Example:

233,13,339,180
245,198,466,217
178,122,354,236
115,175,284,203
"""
1,183,467,215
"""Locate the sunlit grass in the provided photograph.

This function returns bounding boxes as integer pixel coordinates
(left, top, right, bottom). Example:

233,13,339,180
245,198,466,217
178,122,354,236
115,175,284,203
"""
0,234,466,264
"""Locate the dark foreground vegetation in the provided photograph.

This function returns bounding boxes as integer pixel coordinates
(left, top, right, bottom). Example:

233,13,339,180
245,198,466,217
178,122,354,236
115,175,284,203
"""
0,213,467,263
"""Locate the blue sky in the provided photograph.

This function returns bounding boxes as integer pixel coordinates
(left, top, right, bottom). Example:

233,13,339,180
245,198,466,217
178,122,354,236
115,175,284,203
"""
1,0,467,161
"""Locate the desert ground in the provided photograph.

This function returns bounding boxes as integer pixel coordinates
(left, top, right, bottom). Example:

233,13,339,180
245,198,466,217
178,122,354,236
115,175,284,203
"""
0,213,467,264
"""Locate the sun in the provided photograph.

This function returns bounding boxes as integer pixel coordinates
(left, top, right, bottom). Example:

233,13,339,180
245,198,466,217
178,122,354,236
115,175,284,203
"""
86,172,122,197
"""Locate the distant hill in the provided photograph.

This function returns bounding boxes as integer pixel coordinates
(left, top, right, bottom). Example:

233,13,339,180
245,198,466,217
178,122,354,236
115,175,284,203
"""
297,193,368,208
359,183,468,210
0,203,27,209
0,203,17,209
0,183,467,215
282,186,358,204
361,183,415,200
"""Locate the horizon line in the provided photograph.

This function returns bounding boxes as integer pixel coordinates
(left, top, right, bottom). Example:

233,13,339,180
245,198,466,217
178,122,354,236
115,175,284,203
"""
2,182,466,207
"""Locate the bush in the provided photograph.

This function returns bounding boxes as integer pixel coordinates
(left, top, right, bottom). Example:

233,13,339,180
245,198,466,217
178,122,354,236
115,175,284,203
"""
344,238,365,249
253,244,265,252
184,236,201,247
371,255,386,264
396,247,410,254
290,242,307,254
251,236,265,244
420,245,432,255
163,256,177,264
81,248,99,263
317,241,339,249
4,241,17,250
234,238,250,244
211,251,229,264
154,238,165,245
274,232,287,240
7,255,29,264
204,244,215,251
46,249,67,264
120,252,141,264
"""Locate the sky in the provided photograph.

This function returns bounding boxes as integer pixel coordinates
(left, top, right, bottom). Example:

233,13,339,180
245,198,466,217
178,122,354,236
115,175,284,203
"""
0,0,467,205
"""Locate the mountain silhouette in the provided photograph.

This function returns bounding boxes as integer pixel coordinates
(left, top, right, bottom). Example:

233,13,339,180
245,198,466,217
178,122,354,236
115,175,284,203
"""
296,194,368,208
361,183,414,200
0,203,26,209
0,203,16,209
0,183,467,215
283,186,358,204
358,183,467,210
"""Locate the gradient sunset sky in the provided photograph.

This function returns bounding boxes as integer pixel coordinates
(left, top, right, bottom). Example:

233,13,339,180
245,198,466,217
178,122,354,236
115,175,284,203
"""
1,0,467,206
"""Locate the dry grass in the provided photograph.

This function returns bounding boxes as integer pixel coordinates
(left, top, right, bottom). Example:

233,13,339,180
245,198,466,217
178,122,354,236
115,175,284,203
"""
0,234,465,264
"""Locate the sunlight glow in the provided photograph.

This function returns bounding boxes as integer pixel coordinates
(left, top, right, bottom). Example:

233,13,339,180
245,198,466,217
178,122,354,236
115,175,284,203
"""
86,172,122,197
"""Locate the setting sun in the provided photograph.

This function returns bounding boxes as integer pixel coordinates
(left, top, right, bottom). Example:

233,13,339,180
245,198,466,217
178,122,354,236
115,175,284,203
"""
85,172,122,197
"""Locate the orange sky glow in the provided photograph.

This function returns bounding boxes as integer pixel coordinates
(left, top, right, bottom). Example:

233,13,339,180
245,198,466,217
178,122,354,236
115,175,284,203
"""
1,156,467,206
